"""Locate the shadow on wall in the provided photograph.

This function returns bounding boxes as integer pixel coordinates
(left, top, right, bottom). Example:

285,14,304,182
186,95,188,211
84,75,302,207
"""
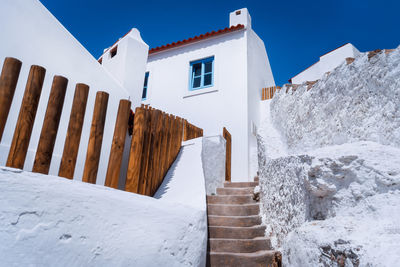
153,150,182,198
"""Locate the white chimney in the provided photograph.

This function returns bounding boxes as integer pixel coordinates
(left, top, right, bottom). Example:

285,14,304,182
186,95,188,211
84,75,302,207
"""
229,8,251,29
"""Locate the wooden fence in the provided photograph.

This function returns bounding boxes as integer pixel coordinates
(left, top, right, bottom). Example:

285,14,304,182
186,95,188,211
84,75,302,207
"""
0,57,202,197
261,86,281,100
183,120,203,141
223,127,231,182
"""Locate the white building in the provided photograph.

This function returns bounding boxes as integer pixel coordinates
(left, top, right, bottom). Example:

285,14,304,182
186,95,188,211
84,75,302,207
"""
0,0,148,184
290,43,360,84
100,8,276,182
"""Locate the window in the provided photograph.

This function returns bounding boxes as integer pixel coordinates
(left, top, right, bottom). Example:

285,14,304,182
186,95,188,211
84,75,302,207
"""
110,46,118,58
189,56,214,90
142,72,149,100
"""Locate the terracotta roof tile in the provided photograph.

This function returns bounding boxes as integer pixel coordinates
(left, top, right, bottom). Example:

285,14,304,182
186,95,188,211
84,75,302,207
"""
98,24,245,62
148,24,245,55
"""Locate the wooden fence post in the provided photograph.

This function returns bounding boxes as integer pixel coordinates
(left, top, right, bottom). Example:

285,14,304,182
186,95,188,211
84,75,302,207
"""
6,65,46,169
0,57,22,142
32,75,68,174
105,99,131,189
223,127,232,182
58,83,89,179
82,91,109,184
125,107,145,193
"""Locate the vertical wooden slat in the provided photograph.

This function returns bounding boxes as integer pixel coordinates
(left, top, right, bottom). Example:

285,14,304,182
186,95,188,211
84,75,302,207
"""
32,75,68,174
183,119,187,141
167,115,175,166
147,110,161,195
150,110,163,195
6,65,46,169
58,83,89,179
139,108,152,195
0,57,22,142
159,113,168,180
105,99,131,189
176,117,183,156
223,127,232,182
125,107,145,193
156,111,166,192
82,91,109,184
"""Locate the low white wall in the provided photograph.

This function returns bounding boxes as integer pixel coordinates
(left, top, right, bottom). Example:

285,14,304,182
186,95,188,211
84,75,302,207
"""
0,0,147,185
154,137,208,211
0,136,225,266
0,166,207,267
201,136,226,195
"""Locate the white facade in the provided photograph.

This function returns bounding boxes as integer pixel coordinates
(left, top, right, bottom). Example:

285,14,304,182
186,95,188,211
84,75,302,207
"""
0,0,148,185
140,8,275,181
100,29,149,109
290,43,360,84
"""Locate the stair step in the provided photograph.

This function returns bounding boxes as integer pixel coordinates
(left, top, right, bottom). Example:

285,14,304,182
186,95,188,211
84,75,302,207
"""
209,225,266,239
216,187,254,195
207,195,256,205
207,250,281,267
208,215,261,227
209,238,271,253
207,204,259,216
224,182,258,188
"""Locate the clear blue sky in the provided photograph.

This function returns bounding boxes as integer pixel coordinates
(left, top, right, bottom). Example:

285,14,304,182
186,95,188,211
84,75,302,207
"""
41,0,399,86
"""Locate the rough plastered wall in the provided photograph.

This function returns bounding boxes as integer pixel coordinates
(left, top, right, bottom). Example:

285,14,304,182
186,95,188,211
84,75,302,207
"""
201,135,226,194
258,142,400,266
272,48,400,153
257,47,400,266
0,166,207,267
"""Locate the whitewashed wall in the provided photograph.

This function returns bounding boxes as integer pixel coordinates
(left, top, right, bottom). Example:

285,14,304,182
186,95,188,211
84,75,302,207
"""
145,31,249,181
0,0,147,185
100,29,149,109
291,43,360,84
247,29,275,179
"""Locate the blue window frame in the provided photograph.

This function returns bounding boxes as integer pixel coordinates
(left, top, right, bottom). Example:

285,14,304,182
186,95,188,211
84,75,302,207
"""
142,72,149,100
189,56,214,90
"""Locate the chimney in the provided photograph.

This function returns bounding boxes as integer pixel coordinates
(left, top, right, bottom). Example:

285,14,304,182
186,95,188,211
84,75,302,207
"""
229,8,251,29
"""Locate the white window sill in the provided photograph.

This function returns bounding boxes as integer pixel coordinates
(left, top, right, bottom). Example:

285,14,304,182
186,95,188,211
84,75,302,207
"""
183,87,218,98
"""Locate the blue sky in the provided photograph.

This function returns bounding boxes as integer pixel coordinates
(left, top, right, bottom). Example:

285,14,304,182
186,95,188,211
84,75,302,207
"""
41,0,399,86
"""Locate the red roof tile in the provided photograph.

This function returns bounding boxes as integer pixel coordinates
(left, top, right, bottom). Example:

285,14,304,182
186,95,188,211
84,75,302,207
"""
148,24,245,55
98,24,245,62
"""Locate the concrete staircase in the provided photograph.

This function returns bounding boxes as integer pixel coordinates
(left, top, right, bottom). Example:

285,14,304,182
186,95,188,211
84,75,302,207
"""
206,177,281,267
